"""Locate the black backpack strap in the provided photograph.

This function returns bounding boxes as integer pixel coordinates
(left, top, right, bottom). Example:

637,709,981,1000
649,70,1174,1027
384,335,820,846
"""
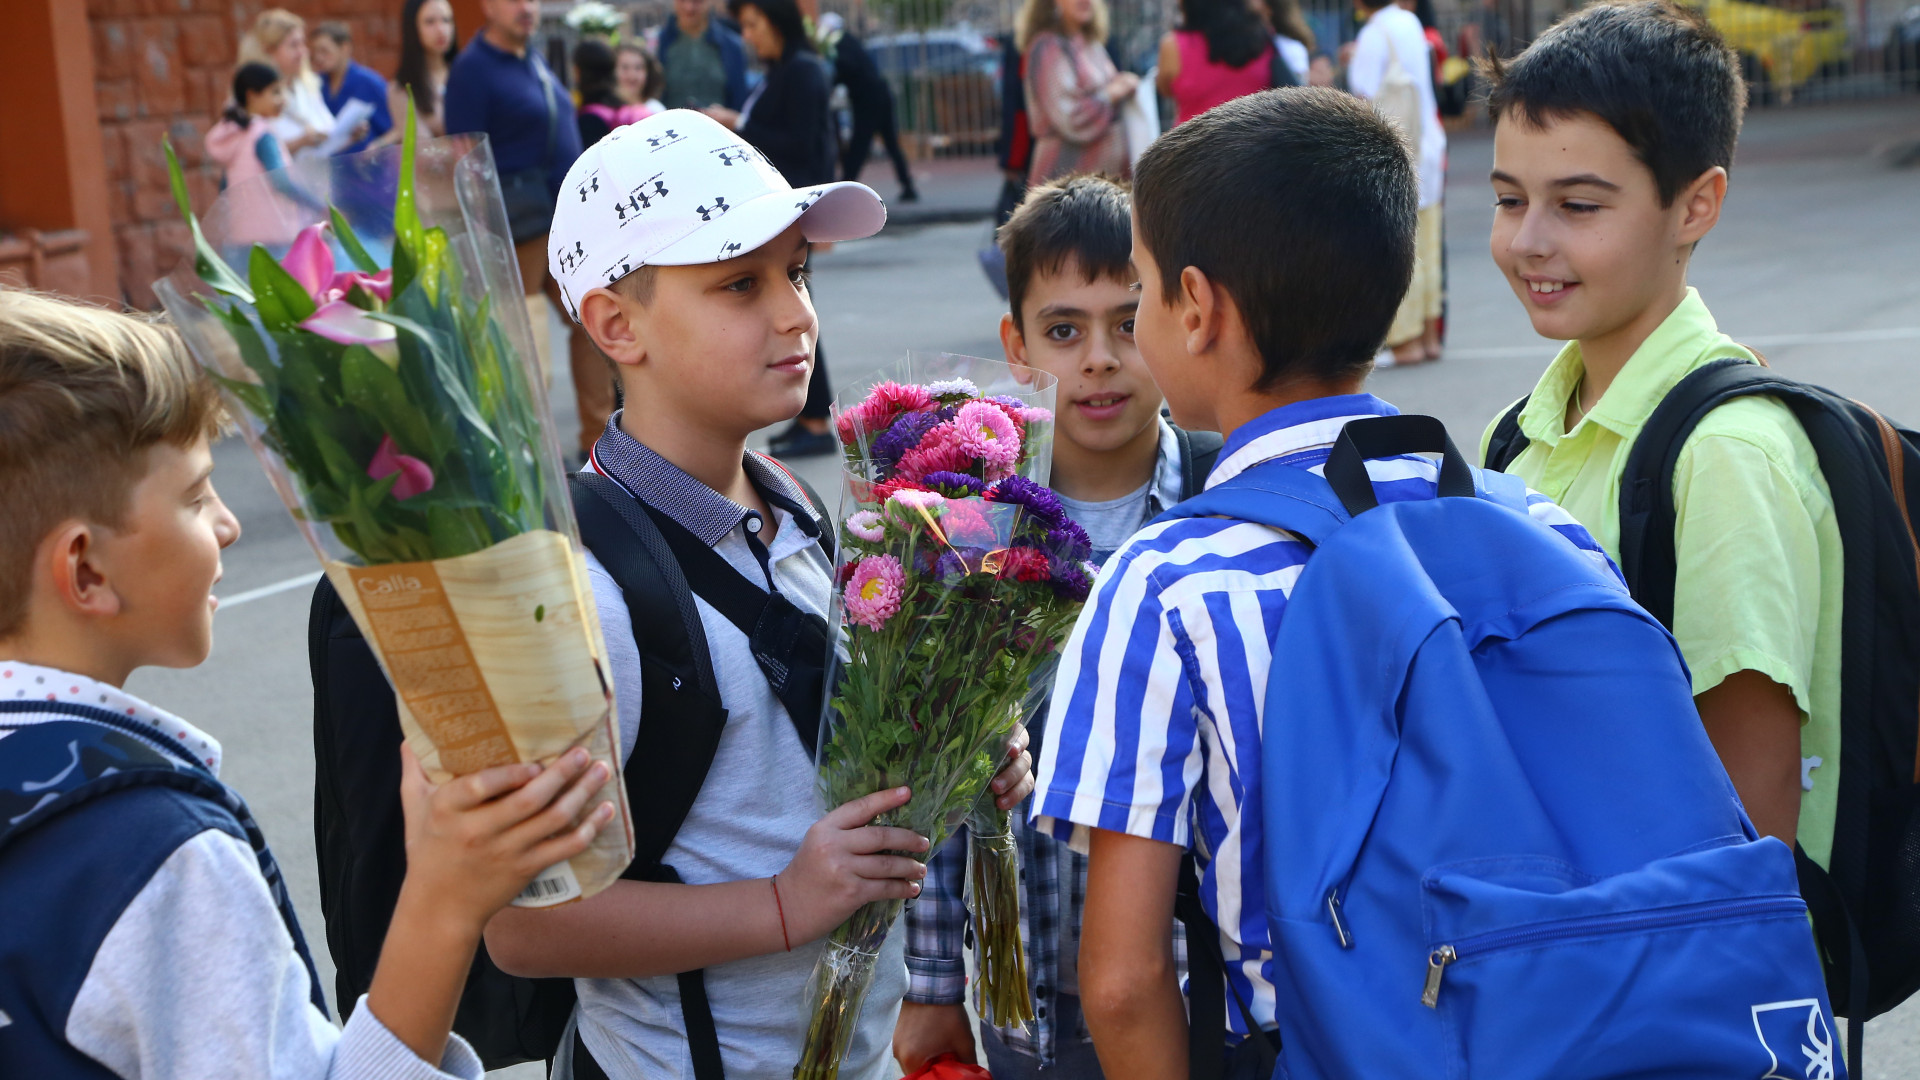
1175,854,1278,1080
1176,426,1226,501
570,473,732,1080
1482,396,1531,473
1614,358,1800,626
633,500,827,759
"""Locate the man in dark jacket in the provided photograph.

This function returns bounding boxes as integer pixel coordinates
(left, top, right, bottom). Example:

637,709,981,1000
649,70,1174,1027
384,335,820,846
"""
811,14,919,201
658,0,750,110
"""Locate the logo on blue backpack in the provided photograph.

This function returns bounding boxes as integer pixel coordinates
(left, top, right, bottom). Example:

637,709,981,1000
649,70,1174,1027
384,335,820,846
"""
1752,999,1836,1080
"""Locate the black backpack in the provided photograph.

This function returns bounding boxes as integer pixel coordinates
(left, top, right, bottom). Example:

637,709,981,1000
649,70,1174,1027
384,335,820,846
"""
1484,358,1920,1067
310,463,833,1074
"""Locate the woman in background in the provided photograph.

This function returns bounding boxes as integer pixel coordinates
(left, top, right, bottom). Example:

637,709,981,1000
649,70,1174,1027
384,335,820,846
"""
1020,0,1136,183
238,9,335,159
704,0,842,457
575,39,657,148
1155,0,1272,125
616,41,667,112
386,0,457,143
1252,0,1327,85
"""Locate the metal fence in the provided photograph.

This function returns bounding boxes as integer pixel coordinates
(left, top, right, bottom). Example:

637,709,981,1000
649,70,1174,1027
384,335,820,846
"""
557,0,1919,162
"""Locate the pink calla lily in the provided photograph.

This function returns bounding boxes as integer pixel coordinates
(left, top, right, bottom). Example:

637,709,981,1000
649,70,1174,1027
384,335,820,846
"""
301,300,399,361
282,223,335,300
368,434,434,500
327,268,392,303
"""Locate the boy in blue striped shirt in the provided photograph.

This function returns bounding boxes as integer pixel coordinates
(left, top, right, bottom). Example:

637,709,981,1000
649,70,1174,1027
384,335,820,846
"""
1029,89,1608,1077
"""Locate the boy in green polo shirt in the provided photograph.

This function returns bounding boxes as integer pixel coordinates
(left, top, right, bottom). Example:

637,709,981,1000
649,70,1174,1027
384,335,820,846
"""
1478,0,1841,870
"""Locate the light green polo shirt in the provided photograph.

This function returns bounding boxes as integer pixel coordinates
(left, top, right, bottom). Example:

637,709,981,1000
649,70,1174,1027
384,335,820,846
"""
1480,288,1842,869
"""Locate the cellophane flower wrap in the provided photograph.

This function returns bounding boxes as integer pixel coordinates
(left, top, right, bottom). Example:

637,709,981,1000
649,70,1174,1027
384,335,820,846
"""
153,103,634,907
796,355,1093,1078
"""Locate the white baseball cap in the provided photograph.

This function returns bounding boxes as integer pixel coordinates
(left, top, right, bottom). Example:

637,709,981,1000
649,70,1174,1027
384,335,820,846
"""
546,109,888,320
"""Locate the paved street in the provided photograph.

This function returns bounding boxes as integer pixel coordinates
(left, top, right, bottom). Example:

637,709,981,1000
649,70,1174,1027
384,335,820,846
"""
126,98,1920,1077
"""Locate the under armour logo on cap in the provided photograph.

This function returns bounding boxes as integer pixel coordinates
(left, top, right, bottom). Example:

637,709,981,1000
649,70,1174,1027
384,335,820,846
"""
546,109,888,321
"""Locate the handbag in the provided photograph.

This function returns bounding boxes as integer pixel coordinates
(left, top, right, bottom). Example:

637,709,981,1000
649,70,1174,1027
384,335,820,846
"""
501,53,562,245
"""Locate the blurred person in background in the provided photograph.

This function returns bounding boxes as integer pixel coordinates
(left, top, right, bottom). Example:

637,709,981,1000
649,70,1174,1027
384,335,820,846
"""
658,0,750,110
310,22,393,156
1251,0,1331,85
239,9,336,160
797,0,920,201
1020,0,1136,183
616,41,667,111
1346,0,1445,364
382,0,457,144
705,0,842,457
204,63,328,249
1155,0,1274,125
575,39,657,148
446,0,610,462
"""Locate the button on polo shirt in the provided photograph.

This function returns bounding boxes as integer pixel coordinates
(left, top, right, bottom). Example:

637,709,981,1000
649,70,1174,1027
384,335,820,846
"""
1481,288,1843,869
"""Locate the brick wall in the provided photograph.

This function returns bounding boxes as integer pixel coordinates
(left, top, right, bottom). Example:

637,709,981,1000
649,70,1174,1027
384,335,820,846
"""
90,0,402,307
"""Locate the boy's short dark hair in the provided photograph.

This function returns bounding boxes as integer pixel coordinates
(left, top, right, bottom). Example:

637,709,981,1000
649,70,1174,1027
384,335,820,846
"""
998,174,1133,330
1133,87,1415,389
314,20,352,46
1484,0,1744,206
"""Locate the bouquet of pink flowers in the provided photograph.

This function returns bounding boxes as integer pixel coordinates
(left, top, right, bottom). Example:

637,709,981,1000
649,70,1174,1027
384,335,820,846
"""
797,356,1092,1078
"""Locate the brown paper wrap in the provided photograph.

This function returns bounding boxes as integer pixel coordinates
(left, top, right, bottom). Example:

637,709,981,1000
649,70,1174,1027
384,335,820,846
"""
326,529,634,906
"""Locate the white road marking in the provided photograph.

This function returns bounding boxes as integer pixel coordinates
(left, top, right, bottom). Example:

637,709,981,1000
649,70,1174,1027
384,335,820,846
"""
216,570,323,611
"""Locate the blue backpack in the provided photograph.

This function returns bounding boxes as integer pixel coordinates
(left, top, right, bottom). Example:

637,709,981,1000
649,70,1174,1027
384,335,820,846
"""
1166,415,1840,1080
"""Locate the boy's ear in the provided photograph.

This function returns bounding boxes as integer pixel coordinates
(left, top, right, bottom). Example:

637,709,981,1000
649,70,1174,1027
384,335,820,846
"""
45,523,122,621
1000,312,1035,384
1676,166,1729,248
578,287,646,369
1179,265,1225,359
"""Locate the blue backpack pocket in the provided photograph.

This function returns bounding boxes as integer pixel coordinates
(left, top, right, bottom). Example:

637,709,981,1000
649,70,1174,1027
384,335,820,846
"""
1420,840,1841,1080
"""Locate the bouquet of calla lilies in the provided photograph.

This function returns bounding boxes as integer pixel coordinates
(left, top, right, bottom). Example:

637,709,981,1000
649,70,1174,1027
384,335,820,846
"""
154,101,635,907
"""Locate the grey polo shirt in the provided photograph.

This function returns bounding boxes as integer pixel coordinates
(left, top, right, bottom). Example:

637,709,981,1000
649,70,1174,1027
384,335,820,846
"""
571,418,904,1080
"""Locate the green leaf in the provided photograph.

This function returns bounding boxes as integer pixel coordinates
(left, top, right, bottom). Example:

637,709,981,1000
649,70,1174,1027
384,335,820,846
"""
367,311,499,446
329,205,382,274
208,371,274,423
393,92,425,271
340,346,433,457
164,139,254,303
248,245,318,329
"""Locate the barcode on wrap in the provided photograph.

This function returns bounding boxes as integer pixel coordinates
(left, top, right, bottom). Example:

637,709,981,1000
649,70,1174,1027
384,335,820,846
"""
520,876,571,900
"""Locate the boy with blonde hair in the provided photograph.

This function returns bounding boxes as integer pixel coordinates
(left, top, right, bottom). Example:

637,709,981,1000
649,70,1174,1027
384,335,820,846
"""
0,287,615,1080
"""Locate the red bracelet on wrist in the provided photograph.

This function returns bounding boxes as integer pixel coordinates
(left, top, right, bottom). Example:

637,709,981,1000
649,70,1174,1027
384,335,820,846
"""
770,875,792,952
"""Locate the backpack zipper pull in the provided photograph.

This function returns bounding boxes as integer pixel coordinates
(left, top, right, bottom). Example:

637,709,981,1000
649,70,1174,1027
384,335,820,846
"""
1325,887,1353,948
1421,945,1456,1008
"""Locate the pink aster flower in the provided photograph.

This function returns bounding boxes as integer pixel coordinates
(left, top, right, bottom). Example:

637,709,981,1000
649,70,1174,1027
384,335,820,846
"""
1021,406,1054,426
367,434,434,500
952,401,1021,476
886,488,948,518
843,554,906,630
846,510,886,543
837,381,936,446
892,425,976,484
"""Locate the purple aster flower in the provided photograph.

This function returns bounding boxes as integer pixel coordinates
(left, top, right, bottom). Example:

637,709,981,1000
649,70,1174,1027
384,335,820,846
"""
924,471,988,496
987,475,1068,531
1044,521,1093,563
1051,559,1093,602
870,410,942,475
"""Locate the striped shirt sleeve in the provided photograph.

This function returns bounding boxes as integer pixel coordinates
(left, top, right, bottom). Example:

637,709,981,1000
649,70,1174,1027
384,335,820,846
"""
1031,524,1210,856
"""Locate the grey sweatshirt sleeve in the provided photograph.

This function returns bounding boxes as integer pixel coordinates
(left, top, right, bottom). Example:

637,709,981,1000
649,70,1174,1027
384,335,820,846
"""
65,828,484,1080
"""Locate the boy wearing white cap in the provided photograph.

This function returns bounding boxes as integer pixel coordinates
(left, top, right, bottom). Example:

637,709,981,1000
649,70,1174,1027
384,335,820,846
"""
482,110,1036,1080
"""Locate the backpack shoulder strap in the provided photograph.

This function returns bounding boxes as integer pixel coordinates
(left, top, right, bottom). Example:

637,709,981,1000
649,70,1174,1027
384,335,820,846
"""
568,473,731,1080
568,472,728,870
1174,426,1226,502
1615,358,1797,625
1482,396,1531,473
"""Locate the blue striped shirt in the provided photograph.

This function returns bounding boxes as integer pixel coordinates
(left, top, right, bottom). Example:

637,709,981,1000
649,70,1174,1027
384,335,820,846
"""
1031,394,1610,1037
